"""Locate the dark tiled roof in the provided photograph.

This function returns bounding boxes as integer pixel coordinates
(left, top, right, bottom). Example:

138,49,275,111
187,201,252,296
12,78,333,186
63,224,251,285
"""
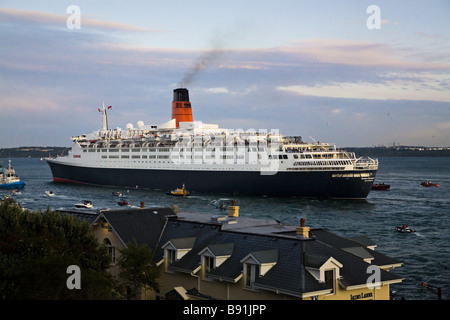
100,207,176,250
58,209,98,224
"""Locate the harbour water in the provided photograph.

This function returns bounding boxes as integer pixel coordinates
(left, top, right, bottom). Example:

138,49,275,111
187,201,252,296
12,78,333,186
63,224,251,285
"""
2,156,449,300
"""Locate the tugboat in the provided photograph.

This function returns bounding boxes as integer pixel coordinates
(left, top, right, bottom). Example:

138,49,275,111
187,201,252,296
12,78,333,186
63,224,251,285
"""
421,181,440,187
167,184,190,197
395,225,415,233
372,183,390,191
0,160,25,189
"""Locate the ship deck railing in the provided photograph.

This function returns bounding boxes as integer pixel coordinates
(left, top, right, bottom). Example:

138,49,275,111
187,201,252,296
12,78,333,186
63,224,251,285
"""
354,157,378,170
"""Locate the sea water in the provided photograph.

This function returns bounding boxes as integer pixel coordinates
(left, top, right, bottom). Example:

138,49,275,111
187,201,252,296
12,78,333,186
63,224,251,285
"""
2,157,449,300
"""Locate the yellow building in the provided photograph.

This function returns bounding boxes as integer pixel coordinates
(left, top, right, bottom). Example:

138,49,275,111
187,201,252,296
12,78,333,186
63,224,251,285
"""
91,206,403,300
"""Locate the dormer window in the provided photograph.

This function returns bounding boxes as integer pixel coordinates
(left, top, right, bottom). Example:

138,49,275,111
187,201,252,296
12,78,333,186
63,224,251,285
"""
161,237,196,269
198,243,234,277
240,249,278,289
305,254,343,295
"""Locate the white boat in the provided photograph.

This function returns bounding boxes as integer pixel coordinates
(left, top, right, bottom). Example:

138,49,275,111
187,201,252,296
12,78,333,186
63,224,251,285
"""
45,190,55,196
74,200,93,208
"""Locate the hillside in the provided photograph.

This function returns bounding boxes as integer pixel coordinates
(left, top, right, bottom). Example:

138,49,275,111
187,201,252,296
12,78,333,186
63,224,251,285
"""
0,146,70,158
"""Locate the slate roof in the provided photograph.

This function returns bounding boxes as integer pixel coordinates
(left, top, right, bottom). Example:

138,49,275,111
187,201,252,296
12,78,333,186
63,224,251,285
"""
93,208,403,298
94,207,176,250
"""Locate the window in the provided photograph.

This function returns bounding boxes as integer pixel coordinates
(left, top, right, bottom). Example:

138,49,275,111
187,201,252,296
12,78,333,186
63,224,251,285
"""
245,264,260,288
103,238,116,264
204,256,214,273
325,269,335,293
167,249,176,265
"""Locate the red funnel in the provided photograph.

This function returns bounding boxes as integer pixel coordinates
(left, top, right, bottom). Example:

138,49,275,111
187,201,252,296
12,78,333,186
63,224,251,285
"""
172,88,193,128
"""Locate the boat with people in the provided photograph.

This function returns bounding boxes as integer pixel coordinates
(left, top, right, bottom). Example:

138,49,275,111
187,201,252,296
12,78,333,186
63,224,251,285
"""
372,183,390,191
117,199,130,206
74,200,93,208
421,181,440,187
46,88,378,199
0,160,25,189
395,225,415,233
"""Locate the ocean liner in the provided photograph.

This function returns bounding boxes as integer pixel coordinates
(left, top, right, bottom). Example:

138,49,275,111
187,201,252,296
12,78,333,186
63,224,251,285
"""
47,88,378,199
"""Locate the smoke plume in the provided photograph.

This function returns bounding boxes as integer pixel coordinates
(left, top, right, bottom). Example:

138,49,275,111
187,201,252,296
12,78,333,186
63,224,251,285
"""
179,48,224,88
179,30,233,87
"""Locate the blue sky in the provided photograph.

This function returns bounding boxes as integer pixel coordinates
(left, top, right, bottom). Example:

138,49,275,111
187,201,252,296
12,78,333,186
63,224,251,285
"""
1,0,449,147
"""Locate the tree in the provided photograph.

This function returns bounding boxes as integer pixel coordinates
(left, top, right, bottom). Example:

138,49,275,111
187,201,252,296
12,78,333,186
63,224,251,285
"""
117,239,160,299
0,199,119,299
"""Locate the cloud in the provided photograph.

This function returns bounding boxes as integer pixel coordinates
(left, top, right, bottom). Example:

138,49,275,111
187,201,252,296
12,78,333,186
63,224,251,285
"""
279,39,448,70
277,78,450,102
205,87,229,94
0,7,157,32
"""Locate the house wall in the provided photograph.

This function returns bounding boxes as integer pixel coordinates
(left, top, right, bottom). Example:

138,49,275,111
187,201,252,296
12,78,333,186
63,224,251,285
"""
156,261,392,300
313,281,391,300
92,222,124,277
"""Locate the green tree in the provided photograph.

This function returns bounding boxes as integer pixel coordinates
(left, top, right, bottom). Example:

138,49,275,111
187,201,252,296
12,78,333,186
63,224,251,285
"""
0,200,119,299
117,239,160,299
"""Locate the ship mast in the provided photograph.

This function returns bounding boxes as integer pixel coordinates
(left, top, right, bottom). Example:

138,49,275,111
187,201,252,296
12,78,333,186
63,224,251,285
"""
101,102,109,132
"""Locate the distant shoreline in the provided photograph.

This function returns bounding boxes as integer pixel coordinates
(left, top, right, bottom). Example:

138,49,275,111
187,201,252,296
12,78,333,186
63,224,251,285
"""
345,147,450,158
1,146,450,158
0,147,70,158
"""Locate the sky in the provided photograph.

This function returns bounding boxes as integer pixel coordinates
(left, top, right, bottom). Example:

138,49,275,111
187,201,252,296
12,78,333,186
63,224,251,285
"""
1,0,449,148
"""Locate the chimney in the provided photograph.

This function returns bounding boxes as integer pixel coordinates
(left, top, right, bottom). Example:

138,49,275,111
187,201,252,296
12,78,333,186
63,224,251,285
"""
296,218,310,238
228,199,239,218
172,88,193,128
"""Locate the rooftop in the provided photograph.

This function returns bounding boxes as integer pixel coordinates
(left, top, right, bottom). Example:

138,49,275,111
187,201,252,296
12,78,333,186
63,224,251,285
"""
89,206,403,299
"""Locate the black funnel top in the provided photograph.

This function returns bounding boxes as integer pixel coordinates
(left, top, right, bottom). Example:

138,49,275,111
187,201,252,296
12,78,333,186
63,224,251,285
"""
173,88,189,102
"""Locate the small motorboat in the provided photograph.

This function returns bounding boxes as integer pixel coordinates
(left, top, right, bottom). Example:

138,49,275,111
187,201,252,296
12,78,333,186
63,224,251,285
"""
45,190,55,196
167,184,190,197
395,225,415,233
421,181,440,187
372,183,390,191
112,191,123,197
117,199,129,206
12,188,22,195
74,200,93,208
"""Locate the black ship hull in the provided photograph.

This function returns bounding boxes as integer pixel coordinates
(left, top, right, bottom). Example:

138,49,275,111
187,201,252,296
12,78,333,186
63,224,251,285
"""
47,160,376,199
